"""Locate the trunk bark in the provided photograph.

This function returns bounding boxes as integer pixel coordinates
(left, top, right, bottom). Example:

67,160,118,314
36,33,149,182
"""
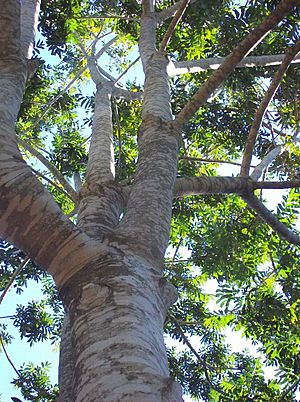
59,246,182,402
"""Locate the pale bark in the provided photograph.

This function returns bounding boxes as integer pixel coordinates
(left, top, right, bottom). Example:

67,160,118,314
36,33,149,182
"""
86,86,115,183
60,252,181,402
21,0,41,58
174,176,300,198
116,50,178,261
174,176,254,197
169,53,300,75
251,145,284,181
174,0,300,129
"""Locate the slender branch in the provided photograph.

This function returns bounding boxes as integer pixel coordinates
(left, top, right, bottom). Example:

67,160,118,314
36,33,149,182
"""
168,314,227,396
174,0,300,129
179,155,255,167
240,39,300,176
159,0,190,52
169,53,300,75
114,56,140,85
18,138,78,202
174,176,255,197
67,14,139,21
0,257,30,305
20,35,118,135
254,180,300,190
156,0,198,23
0,336,20,377
31,167,75,201
242,193,300,246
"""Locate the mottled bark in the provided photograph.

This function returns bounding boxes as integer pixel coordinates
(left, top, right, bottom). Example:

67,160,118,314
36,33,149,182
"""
59,250,181,402
21,0,41,58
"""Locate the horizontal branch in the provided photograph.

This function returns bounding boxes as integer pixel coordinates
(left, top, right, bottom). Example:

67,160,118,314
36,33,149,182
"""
242,193,300,246
169,53,300,75
174,176,254,197
179,155,254,167
174,176,300,198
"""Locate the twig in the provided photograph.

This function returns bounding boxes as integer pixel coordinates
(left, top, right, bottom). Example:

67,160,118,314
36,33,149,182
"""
172,237,183,263
174,0,300,129
0,257,30,305
159,0,190,52
240,39,300,176
0,336,20,377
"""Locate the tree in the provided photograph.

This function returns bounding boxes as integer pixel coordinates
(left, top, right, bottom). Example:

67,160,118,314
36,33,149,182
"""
0,0,300,400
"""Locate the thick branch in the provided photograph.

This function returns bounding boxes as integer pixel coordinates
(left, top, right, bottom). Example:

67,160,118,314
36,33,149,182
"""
159,0,190,52
174,176,254,197
85,85,115,184
18,138,78,202
242,193,300,246
139,1,156,69
20,0,41,58
169,53,300,75
174,176,300,198
240,39,300,176
174,0,300,129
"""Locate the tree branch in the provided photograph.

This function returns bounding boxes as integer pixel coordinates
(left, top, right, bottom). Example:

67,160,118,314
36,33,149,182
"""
240,39,300,176
159,0,190,52
20,35,118,136
156,0,198,23
0,257,30,305
174,176,254,197
173,0,300,129
242,193,300,246
169,53,300,75
179,155,254,167
18,138,78,202
0,335,20,377
168,313,227,396
174,176,300,198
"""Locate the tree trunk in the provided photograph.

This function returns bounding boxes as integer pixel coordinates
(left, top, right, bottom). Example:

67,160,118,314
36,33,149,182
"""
59,245,182,402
